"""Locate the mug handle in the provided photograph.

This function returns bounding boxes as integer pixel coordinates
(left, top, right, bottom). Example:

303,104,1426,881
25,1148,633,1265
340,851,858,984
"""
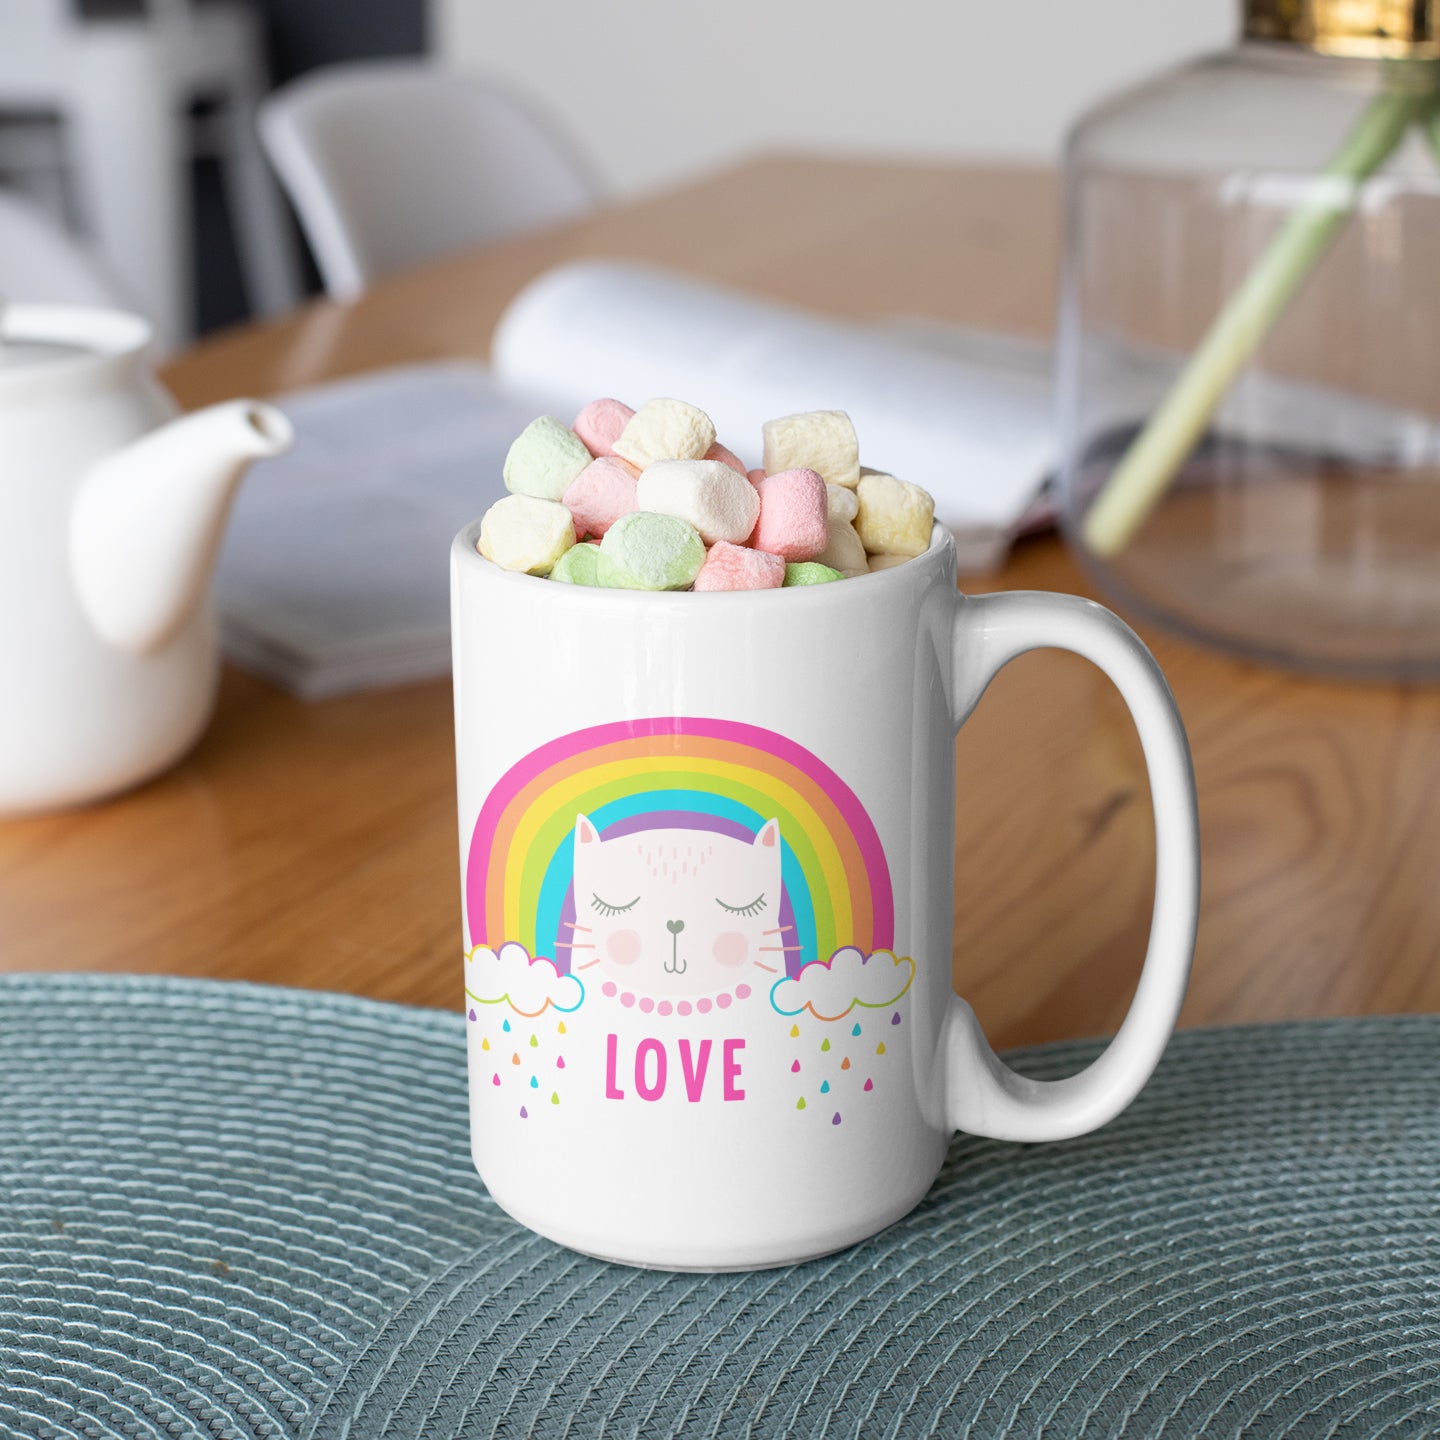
944,590,1200,1141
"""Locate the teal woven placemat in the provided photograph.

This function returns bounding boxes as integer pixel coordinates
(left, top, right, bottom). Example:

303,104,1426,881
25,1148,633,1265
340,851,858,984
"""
2,975,1438,1439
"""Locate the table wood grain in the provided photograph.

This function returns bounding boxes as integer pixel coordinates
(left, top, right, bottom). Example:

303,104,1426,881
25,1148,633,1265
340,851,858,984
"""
4,155,1438,1051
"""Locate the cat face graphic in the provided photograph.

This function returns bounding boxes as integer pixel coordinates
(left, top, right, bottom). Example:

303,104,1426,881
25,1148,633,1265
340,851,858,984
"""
567,815,787,998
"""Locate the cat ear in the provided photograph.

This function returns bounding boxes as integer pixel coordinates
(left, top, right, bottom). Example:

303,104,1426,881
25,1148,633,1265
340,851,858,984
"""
575,814,598,847
755,818,780,850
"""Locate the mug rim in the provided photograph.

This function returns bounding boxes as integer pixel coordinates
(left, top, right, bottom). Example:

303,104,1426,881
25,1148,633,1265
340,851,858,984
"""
452,519,955,607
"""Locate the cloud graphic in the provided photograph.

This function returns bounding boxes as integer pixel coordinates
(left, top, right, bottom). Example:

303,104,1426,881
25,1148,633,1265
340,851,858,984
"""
769,947,914,1021
464,941,584,1016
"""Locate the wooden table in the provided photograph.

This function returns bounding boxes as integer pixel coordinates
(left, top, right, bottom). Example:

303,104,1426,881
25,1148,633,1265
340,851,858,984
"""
4,156,1438,1052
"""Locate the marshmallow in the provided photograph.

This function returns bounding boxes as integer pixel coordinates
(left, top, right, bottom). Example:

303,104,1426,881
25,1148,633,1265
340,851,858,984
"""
855,472,935,557
825,483,859,523
597,511,705,590
817,517,869,577
573,398,634,458
503,416,592,502
550,541,603,585
868,553,912,572
563,456,639,539
692,541,786,592
747,468,766,486
705,441,748,476
478,494,575,575
750,468,829,561
762,410,860,490
783,561,844,586
636,458,761,546
613,398,716,470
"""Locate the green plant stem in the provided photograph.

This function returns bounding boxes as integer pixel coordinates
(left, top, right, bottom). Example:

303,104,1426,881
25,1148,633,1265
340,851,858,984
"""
1081,87,1427,559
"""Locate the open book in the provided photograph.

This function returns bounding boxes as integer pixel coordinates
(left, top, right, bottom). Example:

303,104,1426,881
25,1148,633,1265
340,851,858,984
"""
215,261,1060,698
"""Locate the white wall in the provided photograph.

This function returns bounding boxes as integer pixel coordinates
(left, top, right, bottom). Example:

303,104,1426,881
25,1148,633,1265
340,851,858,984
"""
434,0,1234,197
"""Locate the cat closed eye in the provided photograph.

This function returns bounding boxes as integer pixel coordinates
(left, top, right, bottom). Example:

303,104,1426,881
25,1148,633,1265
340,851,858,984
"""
591,893,640,917
716,894,767,917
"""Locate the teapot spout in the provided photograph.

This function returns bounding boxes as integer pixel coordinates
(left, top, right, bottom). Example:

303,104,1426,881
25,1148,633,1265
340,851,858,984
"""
71,399,293,653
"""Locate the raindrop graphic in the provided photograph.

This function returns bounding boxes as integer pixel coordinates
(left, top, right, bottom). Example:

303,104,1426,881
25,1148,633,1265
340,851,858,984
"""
790,1025,800,1038
480,1038,490,1051
530,1077,539,1089
551,1092,560,1105
820,1038,831,1052
467,1009,477,1022
891,1011,902,1026
791,1060,801,1073
556,1056,566,1069
502,1020,511,1032
831,1113,842,1126
863,1078,874,1092
529,1035,539,1048
558,1021,567,1035
841,1057,851,1071
851,1023,862,1037
876,1042,886,1056
820,1080,831,1094
796,1097,807,1111
512,1052,521,1065
491,1074,500,1087
520,1106,528,1119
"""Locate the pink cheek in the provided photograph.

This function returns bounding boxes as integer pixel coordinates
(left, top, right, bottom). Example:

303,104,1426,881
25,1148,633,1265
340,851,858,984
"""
606,929,641,966
712,931,748,968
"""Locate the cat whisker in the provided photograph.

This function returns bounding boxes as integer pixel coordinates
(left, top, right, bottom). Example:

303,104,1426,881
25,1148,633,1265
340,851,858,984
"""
574,958,603,970
554,942,594,949
759,945,802,952
568,923,592,933
751,961,779,973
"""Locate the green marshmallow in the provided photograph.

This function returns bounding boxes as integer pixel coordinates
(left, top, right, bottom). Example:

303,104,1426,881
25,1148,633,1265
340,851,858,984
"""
783,561,844,586
503,416,592,502
597,511,705,590
550,542,603,585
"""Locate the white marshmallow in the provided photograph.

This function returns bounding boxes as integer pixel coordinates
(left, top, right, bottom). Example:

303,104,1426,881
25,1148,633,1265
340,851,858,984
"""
636,458,761,546
613,398,716,470
817,516,869,577
478,494,575,575
855,472,935,557
825,482,859,523
762,410,861,489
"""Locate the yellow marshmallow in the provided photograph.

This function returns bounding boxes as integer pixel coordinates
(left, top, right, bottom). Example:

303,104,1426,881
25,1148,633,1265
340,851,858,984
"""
612,398,716,470
478,494,575,575
868,552,911,572
855,472,934,557
762,410,860,489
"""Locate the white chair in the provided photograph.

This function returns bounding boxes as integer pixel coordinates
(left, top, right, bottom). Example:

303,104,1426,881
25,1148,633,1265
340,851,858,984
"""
259,61,601,302
0,186,134,309
0,0,303,347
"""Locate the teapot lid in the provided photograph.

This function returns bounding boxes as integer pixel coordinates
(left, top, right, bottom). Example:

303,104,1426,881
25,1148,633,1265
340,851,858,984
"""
0,301,152,405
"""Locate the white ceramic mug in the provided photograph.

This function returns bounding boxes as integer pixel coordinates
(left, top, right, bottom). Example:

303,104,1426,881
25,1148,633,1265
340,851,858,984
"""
452,522,1198,1271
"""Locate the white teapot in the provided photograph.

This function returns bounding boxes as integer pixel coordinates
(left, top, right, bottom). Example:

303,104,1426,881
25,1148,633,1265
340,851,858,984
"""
1,303,293,813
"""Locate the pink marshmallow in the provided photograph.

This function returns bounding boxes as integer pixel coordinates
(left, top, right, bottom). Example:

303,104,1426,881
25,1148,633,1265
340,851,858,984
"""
573,398,635,458
705,441,747,476
750,468,829,561
747,468,766,486
692,541,786,592
562,456,639,539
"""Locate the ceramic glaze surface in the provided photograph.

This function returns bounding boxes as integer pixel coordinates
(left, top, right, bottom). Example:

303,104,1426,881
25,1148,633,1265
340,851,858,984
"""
451,523,1199,1269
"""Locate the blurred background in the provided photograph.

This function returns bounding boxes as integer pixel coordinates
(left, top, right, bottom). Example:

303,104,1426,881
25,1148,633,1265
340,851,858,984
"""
0,0,1231,341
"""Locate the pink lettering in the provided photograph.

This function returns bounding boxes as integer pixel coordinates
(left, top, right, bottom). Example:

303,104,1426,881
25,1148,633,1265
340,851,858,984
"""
605,1034,626,1099
679,1039,713,1102
635,1038,666,1101
723,1039,745,1101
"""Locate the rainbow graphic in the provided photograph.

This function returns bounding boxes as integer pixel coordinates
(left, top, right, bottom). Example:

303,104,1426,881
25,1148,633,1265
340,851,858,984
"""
465,717,893,980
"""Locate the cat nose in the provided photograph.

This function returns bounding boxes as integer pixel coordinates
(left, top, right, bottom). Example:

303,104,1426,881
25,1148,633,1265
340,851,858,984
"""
666,919,685,935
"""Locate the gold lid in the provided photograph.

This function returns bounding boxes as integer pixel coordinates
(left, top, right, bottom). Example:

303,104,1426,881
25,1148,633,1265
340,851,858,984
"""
1244,0,1440,56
